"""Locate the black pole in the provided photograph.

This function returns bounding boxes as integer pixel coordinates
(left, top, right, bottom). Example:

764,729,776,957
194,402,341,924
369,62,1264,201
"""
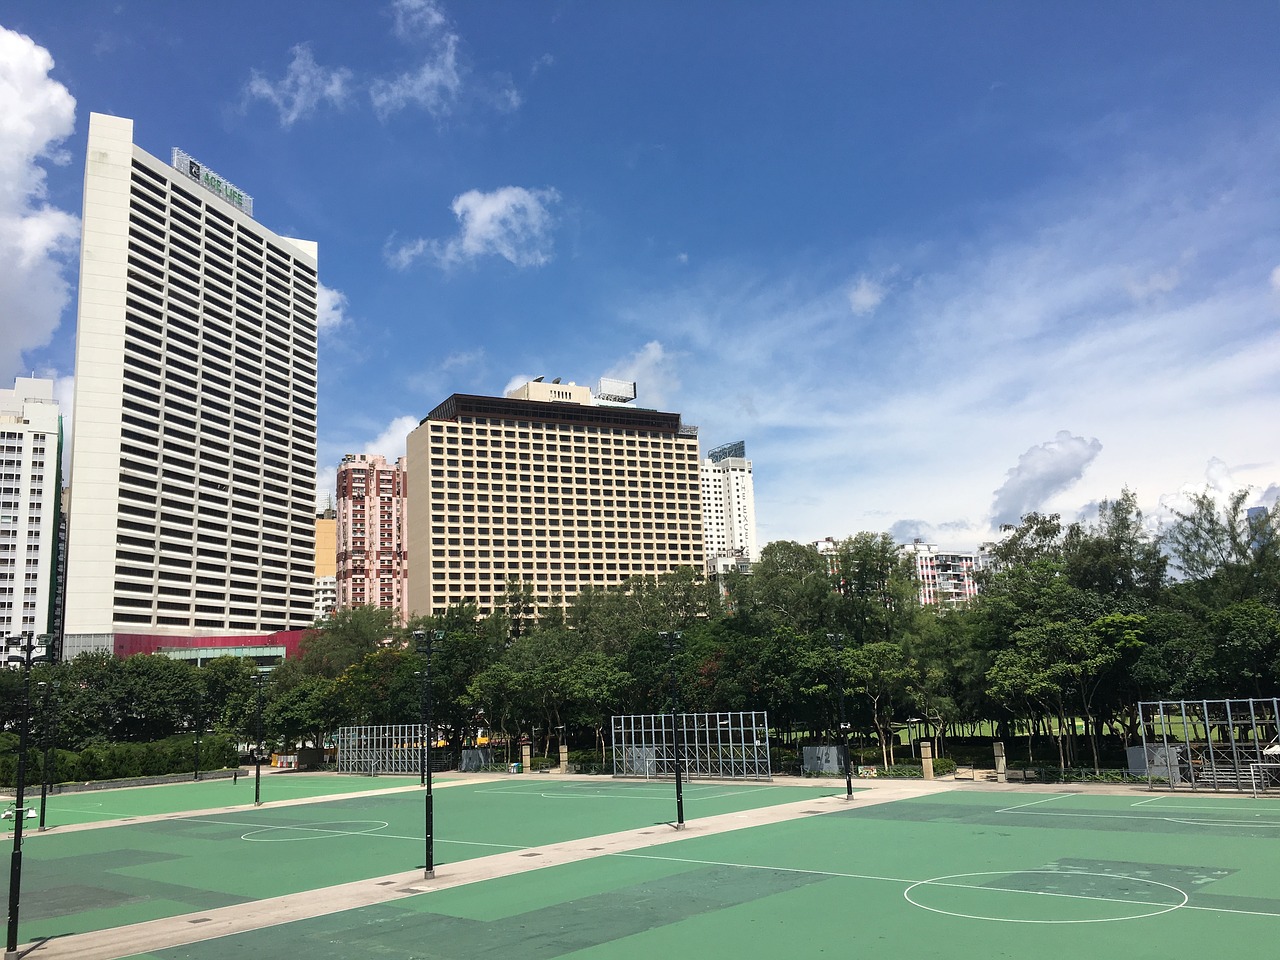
6,637,37,959
37,681,57,833
662,632,685,830
828,633,854,800
416,629,443,879
254,675,265,806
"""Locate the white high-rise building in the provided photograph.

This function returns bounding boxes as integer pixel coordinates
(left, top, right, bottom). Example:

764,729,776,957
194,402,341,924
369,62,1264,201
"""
0,378,62,646
63,113,319,658
700,441,757,574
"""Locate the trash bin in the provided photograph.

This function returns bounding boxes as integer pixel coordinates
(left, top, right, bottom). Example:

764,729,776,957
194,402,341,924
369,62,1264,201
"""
508,762,522,774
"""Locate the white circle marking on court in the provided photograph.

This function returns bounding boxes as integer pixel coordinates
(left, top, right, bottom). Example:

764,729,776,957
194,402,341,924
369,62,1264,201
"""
241,820,390,842
903,870,1189,923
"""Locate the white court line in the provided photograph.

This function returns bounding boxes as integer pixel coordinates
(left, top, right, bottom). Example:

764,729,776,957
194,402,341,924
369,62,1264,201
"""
613,852,1280,921
474,785,771,802
1131,797,1163,806
995,795,1076,813
175,815,527,849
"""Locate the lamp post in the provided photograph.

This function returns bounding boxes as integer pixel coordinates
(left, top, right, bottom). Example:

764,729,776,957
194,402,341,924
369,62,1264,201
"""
37,680,60,832
826,633,854,800
658,631,685,830
252,672,272,807
415,628,445,879
192,693,204,782
5,633,48,960
906,717,922,759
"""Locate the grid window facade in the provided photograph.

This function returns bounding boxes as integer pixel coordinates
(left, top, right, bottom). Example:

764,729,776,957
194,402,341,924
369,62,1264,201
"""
407,395,705,617
65,114,317,647
335,454,409,620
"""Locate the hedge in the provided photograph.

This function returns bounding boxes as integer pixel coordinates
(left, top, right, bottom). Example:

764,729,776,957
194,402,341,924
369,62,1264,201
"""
0,734,239,788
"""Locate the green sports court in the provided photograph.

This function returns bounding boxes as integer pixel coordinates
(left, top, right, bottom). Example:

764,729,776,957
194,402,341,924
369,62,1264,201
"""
7,775,1280,960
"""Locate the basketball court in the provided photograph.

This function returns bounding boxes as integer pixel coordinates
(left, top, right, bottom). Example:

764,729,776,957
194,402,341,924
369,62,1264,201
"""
7,777,1280,960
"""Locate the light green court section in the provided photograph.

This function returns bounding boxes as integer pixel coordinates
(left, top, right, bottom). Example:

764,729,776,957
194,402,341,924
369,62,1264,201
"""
119,790,1280,960
28,772,428,826
10,777,834,942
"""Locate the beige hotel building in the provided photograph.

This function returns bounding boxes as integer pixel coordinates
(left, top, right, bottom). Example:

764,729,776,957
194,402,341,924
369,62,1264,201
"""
406,379,704,616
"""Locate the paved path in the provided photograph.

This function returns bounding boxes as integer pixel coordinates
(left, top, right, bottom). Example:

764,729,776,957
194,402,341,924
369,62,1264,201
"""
15,776,955,960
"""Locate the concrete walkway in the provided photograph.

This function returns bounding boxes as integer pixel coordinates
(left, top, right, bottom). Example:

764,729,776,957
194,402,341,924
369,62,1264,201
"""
15,776,955,960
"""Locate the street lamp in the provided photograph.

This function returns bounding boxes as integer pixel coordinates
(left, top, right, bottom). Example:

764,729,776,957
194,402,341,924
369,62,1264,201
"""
192,693,204,782
252,671,273,807
826,634,854,800
414,628,445,879
37,680,61,832
5,633,49,960
906,718,922,759
658,631,685,830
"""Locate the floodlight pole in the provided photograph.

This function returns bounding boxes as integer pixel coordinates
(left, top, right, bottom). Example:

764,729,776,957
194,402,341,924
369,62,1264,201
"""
6,634,46,960
416,629,444,879
660,631,685,829
827,634,854,800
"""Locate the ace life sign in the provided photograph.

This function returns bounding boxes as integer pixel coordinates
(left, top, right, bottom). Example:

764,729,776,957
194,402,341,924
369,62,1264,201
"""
172,148,254,217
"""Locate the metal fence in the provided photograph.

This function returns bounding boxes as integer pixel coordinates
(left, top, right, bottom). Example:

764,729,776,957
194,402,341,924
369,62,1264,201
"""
335,724,451,775
1138,699,1280,795
612,711,771,781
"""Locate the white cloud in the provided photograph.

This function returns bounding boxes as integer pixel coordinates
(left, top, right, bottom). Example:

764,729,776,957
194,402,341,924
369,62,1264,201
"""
603,342,681,411
847,275,887,316
371,1,462,119
391,0,449,41
316,282,350,333
0,27,79,384
369,415,419,462
316,414,420,510
1271,264,1280,293
245,43,353,128
991,431,1103,527
389,186,561,270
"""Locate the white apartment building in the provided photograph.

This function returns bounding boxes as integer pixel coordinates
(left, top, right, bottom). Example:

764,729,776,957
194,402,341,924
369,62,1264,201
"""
63,113,319,658
406,379,704,617
0,378,62,646
901,540,990,607
700,440,757,574
336,453,409,620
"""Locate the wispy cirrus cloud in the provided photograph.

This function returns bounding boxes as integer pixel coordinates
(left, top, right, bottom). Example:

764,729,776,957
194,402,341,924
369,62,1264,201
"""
387,186,561,270
602,112,1280,548
0,26,79,383
244,43,353,127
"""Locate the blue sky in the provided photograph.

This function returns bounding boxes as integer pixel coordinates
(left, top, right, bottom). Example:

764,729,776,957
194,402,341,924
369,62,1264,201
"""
2,1,1278,550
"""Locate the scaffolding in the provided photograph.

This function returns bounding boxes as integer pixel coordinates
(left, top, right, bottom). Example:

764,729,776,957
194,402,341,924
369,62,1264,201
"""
612,711,771,781
1139,699,1280,795
335,724,450,775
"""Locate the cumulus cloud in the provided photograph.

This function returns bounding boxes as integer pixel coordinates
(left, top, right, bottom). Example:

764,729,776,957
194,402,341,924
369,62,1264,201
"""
316,282,350,332
991,431,1103,527
388,186,561,270
369,414,419,461
244,43,353,127
0,27,79,383
847,275,887,316
316,413,420,510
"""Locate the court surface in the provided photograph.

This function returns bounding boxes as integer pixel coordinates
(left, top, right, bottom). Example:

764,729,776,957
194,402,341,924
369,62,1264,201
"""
9,775,829,945
104,788,1280,960
10,788,1280,960
24,772,427,827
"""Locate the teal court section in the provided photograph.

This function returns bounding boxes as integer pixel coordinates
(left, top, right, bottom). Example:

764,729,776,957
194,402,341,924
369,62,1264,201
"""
9,777,832,942
114,790,1280,960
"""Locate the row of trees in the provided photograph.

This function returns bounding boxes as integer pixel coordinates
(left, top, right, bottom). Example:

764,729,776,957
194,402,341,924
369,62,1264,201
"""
2,488,1276,777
